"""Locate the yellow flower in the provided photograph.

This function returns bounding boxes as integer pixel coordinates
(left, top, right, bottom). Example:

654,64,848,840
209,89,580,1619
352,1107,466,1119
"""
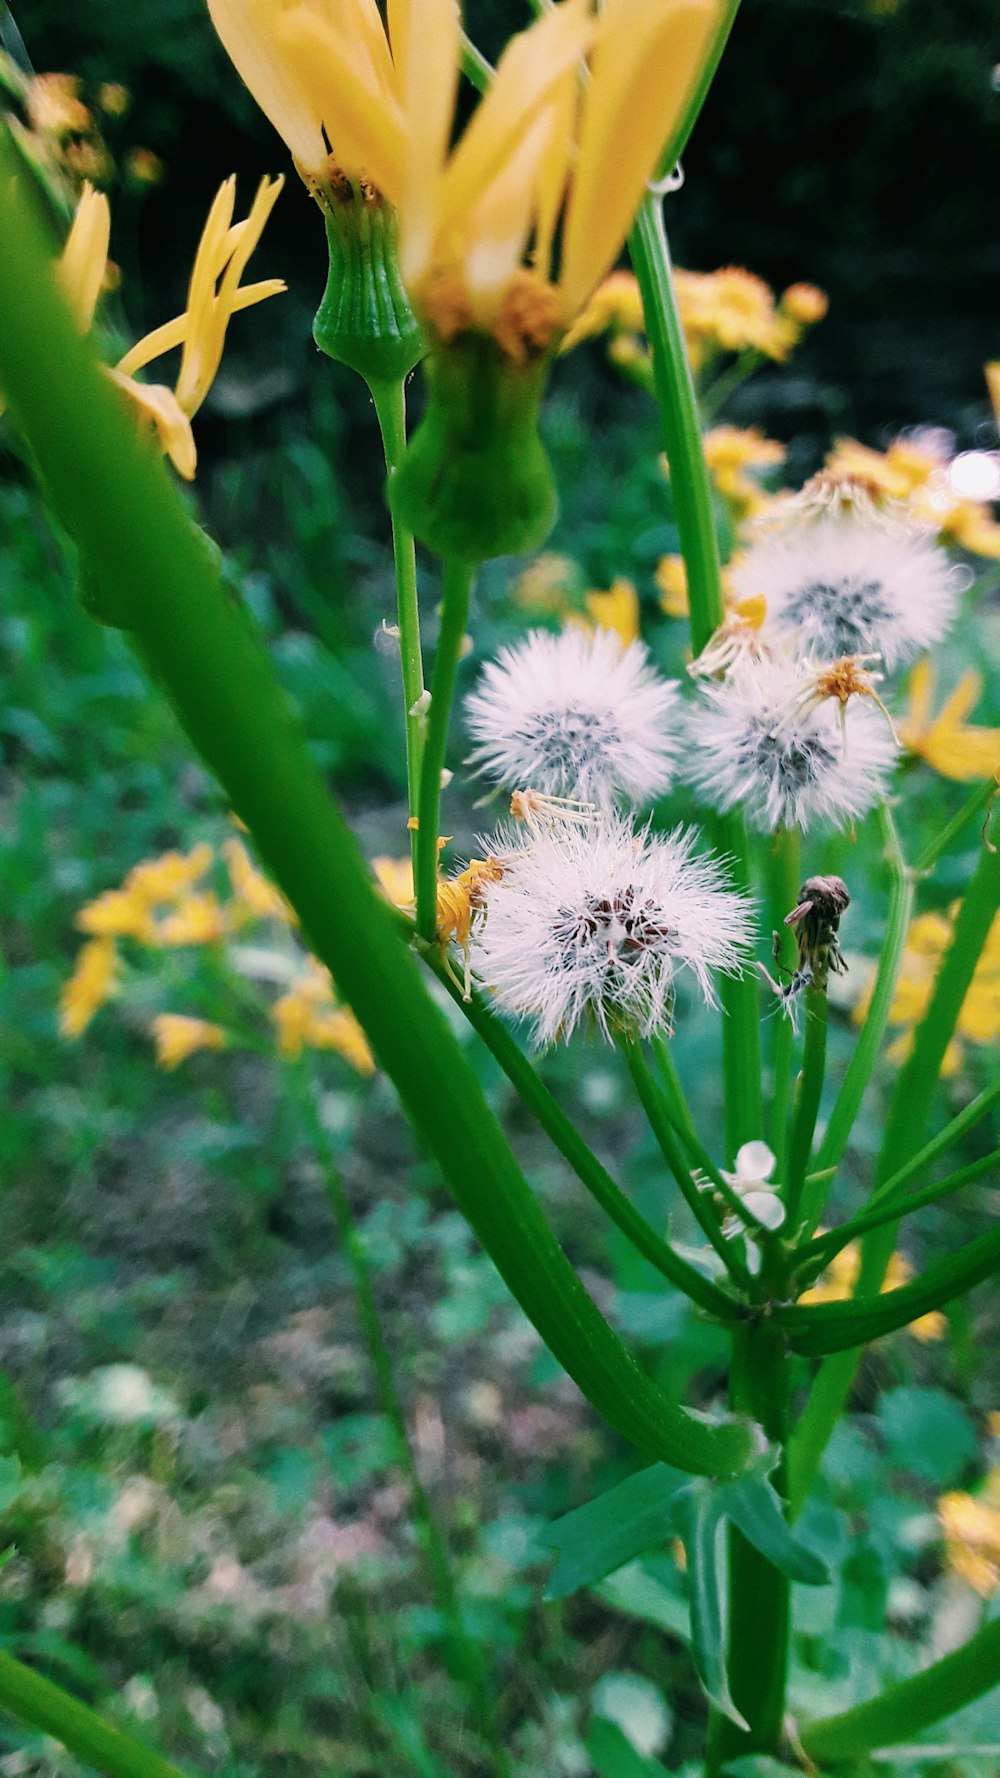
779,282,828,327
560,269,646,353
577,578,641,646
222,838,295,925
701,425,786,521
271,963,375,1074
800,1241,945,1342
60,937,117,1038
654,552,742,619
986,362,1000,428
674,266,798,369
939,1477,1000,1596
124,845,215,906
512,553,578,614
151,1014,228,1070
854,904,1000,1075
26,178,285,478
372,855,416,912
435,857,505,996
900,659,1000,782
220,0,724,355
826,435,1000,560
158,893,229,947
75,888,160,945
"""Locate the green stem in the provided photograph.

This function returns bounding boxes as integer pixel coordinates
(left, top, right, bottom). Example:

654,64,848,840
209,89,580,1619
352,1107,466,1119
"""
800,1616,1000,1759
706,1323,789,1773
789,837,1000,1512
296,1070,508,1773
0,133,753,1482
415,556,474,941
698,348,764,423
783,988,828,1233
872,1078,1000,1209
765,828,800,1171
0,1651,190,1778
810,802,914,1190
915,776,997,874
629,195,763,1162
650,1033,699,1147
623,1040,750,1287
459,31,494,93
370,379,425,871
434,967,739,1320
796,1147,1000,1279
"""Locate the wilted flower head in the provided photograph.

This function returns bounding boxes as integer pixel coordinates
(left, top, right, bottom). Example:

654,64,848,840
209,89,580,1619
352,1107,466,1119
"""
464,626,681,807
731,480,958,670
470,813,755,1047
686,654,898,833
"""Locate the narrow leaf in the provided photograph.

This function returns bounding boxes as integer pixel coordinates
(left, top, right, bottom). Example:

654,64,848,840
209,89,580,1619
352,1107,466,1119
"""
544,1464,689,1600
801,1617,1000,1760
586,1719,672,1778
676,1484,749,1731
717,1471,830,1586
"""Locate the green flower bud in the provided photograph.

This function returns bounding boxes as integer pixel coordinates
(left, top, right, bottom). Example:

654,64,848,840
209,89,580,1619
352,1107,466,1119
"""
312,182,423,388
390,331,557,563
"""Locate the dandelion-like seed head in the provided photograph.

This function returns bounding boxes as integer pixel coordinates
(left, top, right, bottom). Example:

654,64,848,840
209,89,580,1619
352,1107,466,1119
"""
686,654,899,833
731,490,959,670
470,814,755,1048
464,627,680,807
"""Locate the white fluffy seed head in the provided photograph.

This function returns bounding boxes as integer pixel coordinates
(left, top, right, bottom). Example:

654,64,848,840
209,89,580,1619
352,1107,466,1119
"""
464,626,681,807
731,506,959,670
685,654,899,833
470,813,756,1048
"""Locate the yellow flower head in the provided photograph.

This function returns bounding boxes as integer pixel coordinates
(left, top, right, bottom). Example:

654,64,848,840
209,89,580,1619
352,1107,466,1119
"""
158,893,229,947
39,178,285,478
577,578,641,646
939,1479,1000,1596
271,962,375,1073
779,282,828,327
222,838,295,925
826,435,1000,561
512,552,578,614
674,265,797,367
854,902,1000,1074
702,425,786,521
900,659,1000,783
212,0,725,357
151,1014,228,1070
60,937,117,1038
124,844,215,906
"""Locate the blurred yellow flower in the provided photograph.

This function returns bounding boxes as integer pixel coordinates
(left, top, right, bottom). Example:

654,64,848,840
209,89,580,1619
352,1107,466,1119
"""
512,553,578,614
158,894,229,947
222,838,295,925
12,178,286,477
60,937,117,1038
560,268,646,354
702,425,787,521
939,1476,1000,1596
826,435,1000,560
900,660,1000,782
801,1241,945,1342
151,1014,228,1070
655,552,741,619
271,964,375,1073
779,282,828,327
125,845,215,905
372,855,416,912
674,266,800,369
854,905,1000,1078
578,578,641,646
76,888,159,945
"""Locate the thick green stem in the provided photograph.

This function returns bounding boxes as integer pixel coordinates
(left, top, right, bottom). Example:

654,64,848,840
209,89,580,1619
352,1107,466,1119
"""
801,1615,1000,1759
784,988,828,1232
624,1041,750,1287
810,802,914,1194
707,1323,789,1774
434,968,739,1321
789,834,1000,1514
370,379,425,869
629,195,762,1161
0,1651,190,1778
415,556,474,941
0,134,754,1481
765,829,800,1170
296,1072,508,1772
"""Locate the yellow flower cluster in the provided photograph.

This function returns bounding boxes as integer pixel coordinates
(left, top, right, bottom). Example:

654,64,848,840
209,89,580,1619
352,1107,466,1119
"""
61,839,372,1077
2,176,285,478
511,559,642,645
800,1242,945,1342
826,436,1000,560
562,265,827,375
900,660,1000,782
854,907,1000,1077
939,1470,1000,1595
373,852,505,998
701,425,787,521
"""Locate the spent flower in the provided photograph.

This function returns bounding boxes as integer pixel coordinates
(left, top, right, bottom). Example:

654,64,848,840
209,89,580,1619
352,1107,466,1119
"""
465,626,681,807
470,812,755,1047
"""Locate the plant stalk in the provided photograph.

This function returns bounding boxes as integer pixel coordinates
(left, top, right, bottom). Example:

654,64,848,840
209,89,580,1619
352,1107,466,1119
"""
765,828,800,1171
415,555,474,940
784,987,828,1233
370,378,425,873
0,1651,190,1778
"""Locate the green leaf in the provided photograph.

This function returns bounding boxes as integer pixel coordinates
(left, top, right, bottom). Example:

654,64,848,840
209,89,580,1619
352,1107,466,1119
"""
585,1719,672,1778
801,1618,1000,1760
544,1464,688,1600
876,1388,977,1486
594,1560,689,1639
676,1484,749,1731
717,1468,830,1586
592,1672,672,1761
778,1223,1000,1354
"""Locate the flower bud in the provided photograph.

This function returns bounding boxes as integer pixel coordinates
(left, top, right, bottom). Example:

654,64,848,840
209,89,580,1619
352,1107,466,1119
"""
390,332,557,562
312,178,423,389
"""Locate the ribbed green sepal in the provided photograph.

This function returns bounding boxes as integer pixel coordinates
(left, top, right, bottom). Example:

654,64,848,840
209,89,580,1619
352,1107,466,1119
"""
312,195,423,387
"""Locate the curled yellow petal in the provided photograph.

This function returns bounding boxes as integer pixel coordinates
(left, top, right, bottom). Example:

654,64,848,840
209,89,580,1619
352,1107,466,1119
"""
57,183,112,334
207,0,328,173
274,8,406,198
108,370,197,480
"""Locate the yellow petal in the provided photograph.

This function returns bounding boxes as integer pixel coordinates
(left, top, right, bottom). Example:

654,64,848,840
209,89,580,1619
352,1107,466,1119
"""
386,0,411,86
397,0,461,287
115,279,285,379
274,7,406,198
561,0,723,316
462,107,561,319
904,657,934,731
986,362,1000,427
207,0,328,172
176,175,284,415
57,183,112,333
108,369,197,480
937,669,984,729
433,0,592,269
